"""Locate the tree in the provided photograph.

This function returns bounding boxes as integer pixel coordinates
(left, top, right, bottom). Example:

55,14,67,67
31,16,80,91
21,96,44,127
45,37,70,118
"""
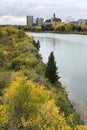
2,77,49,129
30,100,72,130
37,40,40,51
54,23,72,32
33,40,40,51
45,52,59,83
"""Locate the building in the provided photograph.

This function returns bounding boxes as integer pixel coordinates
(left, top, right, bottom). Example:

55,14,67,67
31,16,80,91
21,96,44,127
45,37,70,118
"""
85,19,87,25
36,18,44,26
26,16,33,26
78,19,86,26
44,13,61,29
51,13,61,28
69,21,79,26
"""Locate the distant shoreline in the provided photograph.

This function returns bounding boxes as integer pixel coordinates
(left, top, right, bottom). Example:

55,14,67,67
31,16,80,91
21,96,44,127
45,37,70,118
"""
26,30,87,35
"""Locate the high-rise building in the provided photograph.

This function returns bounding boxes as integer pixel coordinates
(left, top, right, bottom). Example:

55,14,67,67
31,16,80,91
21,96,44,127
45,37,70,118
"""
26,16,33,26
78,19,86,26
36,18,44,26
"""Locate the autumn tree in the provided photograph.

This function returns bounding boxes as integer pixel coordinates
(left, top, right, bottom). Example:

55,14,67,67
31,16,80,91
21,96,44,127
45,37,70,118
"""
2,77,49,129
45,52,59,83
81,25,87,31
54,23,72,32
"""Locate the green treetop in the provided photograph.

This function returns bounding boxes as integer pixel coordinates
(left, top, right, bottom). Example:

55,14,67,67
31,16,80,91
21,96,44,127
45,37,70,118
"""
45,52,59,84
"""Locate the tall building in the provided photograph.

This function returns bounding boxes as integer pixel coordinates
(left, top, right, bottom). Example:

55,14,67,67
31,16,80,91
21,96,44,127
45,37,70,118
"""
51,13,61,28
78,19,86,26
53,13,56,19
85,19,87,25
26,16,33,26
36,18,44,26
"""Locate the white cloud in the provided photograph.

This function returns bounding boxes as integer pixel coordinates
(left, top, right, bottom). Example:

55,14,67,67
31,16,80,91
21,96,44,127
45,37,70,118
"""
0,16,26,25
0,0,87,24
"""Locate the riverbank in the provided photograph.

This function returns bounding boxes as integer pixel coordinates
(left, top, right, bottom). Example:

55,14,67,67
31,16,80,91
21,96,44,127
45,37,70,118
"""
16,24,87,35
23,29,87,35
50,31,87,35
0,26,87,129
25,30,87,35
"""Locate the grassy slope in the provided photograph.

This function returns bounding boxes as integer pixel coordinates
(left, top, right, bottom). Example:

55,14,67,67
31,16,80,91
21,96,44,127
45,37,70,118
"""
0,26,85,129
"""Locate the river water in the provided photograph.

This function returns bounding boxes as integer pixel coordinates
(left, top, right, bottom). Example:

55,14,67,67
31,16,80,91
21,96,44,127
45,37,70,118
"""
27,32,87,124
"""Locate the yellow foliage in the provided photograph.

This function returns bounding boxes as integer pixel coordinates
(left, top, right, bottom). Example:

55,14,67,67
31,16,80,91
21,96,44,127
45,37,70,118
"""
1,77,87,129
0,28,7,36
6,26,19,34
33,26,41,29
0,105,8,128
54,23,72,32
0,76,50,129
81,25,87,31
9,35,18,43
3,76,49,117
29,100,72,130
3,50,11,57
75,125,87,130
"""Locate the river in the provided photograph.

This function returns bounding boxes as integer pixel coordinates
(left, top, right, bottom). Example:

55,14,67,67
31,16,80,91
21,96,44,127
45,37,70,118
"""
27,32,87,124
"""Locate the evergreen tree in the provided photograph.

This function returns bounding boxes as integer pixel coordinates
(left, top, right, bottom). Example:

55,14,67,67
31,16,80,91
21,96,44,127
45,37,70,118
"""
37,40,40,51
33,40,40,51
45,52,59,83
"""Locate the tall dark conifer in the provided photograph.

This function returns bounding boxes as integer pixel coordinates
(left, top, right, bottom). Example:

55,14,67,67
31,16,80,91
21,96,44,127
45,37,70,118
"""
37,40,40,51
45,52,59,83
33,40,40,51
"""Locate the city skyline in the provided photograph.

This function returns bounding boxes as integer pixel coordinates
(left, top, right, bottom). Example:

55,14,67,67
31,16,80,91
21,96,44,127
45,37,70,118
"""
0,0,87,25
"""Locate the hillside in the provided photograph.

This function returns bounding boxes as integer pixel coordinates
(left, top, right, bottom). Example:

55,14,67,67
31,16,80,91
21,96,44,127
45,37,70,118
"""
0,26,86,130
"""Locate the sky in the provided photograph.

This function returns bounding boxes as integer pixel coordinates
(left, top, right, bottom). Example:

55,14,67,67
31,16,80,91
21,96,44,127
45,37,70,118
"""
0,0,87,25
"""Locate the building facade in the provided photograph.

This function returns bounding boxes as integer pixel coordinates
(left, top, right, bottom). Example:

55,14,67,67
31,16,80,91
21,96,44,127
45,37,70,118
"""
78,19,86,26
44,13,61,29
69,21,79,26
36,18,44,26
26,16,33,26
51,13,61,28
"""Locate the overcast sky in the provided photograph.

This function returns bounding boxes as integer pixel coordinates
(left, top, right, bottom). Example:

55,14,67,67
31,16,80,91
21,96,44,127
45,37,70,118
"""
0,0,87,25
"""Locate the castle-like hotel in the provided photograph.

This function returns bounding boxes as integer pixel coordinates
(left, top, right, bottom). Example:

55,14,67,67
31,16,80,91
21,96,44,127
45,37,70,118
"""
44,13,61,28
